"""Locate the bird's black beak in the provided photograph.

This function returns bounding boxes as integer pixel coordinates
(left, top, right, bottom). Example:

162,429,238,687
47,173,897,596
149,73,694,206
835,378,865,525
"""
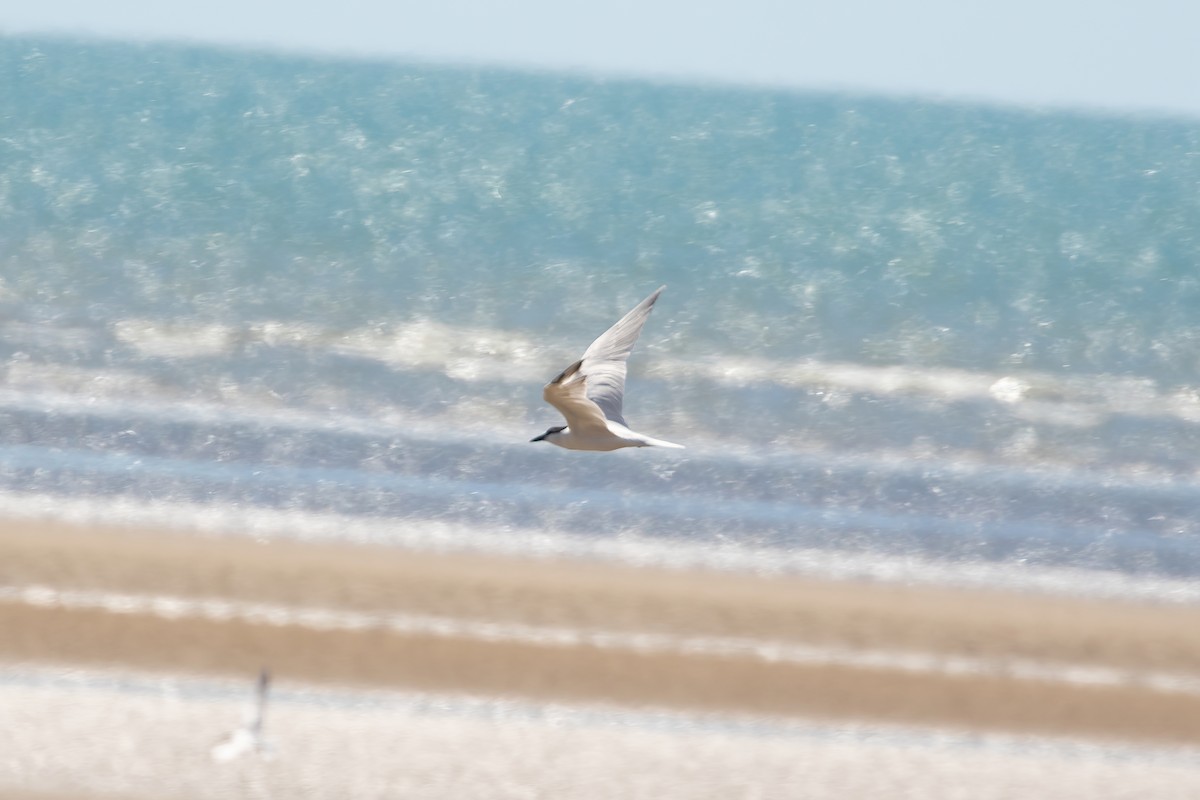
530,433,546,442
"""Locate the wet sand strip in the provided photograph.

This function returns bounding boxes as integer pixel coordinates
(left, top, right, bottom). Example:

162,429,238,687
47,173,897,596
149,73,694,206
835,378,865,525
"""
2,520,1200,744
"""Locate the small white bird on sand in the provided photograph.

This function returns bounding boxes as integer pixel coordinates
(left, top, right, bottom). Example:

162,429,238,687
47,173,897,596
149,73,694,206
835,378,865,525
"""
211,668,273,762
531,285,684,451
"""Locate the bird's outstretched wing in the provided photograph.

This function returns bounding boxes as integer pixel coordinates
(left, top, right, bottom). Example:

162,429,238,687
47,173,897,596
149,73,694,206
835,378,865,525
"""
552,285,664,427
543,358,612,434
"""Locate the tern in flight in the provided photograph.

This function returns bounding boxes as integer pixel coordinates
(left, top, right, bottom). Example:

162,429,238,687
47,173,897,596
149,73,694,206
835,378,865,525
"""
531,285,684,451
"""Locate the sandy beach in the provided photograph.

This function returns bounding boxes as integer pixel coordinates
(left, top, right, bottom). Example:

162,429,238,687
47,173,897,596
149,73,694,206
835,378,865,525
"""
3,519,1200,798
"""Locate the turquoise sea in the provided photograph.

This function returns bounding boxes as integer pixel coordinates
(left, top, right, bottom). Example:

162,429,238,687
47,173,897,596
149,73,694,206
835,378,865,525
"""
4,35,1200,600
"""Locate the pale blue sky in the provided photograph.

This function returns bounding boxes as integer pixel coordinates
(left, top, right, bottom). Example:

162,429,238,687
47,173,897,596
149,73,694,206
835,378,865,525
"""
5,0,1198,117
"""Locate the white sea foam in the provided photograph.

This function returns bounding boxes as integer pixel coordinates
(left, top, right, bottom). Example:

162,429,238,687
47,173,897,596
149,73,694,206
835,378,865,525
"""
113,319,241,359
40,316,1190,429
327,318,547,383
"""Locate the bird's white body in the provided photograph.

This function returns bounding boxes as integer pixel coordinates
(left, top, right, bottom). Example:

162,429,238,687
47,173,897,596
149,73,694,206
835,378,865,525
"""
211,727,263,763
532,286,683,452
541,418,683,451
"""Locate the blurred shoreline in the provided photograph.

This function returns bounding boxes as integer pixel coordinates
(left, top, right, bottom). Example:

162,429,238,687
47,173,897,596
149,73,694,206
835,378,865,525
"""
3,518,1199,746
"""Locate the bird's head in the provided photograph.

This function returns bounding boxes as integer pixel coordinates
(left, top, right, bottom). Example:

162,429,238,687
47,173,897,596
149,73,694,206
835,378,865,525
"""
530,425,567,443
